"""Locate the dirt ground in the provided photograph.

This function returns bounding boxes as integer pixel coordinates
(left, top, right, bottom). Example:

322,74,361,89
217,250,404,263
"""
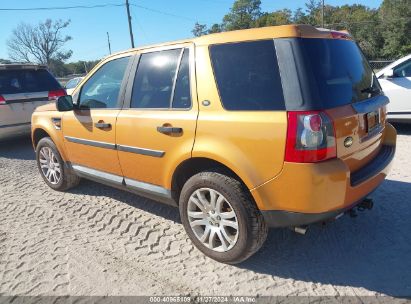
0,124,410,298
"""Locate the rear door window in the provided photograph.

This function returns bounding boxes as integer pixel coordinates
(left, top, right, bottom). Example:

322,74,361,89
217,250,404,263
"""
131,49,181,109
0,69,61,95
210,40,285,111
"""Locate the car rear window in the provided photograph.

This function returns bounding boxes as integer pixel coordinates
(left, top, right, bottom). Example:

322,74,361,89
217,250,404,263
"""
0,69,61,95
210,40,285,111
300,39,381,107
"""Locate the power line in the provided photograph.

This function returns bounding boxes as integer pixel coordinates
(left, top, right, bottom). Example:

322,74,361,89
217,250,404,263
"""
0,3,125,11
130,4,197,22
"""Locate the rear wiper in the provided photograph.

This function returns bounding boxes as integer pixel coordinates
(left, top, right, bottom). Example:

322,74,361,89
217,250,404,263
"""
361,86,380,95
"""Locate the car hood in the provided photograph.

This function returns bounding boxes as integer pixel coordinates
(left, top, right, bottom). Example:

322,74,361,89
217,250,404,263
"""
35,102,58,112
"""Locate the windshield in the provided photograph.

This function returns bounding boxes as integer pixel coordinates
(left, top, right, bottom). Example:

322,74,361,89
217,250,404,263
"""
300,38,381,107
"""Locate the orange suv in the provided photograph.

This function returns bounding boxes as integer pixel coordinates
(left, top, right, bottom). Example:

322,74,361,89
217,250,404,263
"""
31,25,396,264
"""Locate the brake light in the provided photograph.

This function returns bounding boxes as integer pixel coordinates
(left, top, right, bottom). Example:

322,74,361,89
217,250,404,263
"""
285,111,337,163
0,95,5,105
48,89,66,101
331,31,351,40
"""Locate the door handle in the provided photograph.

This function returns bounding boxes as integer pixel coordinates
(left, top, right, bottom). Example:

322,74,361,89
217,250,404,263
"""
95,122,111,129
157,126,183,134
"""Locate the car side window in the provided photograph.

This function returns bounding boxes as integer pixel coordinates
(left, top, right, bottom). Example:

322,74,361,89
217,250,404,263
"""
172,49,191,109
394,59,411,78
131,49,190,109
79,57,130,109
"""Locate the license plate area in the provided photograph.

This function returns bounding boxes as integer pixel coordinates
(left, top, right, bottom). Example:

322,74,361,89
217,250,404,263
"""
366,109,381,133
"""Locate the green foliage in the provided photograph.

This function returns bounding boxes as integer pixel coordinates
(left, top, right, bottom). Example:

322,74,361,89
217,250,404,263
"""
222,0,262,30
192,0,411,59
379,0,411,58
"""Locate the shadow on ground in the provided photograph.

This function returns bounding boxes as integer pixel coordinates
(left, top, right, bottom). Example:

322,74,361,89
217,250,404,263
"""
2,134,411,297
240,179,411,297
0,136,34,160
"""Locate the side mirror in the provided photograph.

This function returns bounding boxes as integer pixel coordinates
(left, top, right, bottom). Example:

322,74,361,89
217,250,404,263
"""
383,69,394,78
56,95,74,112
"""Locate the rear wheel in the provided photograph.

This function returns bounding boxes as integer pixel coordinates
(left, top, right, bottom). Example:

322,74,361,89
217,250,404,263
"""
179,171,268,264
36,137,80,191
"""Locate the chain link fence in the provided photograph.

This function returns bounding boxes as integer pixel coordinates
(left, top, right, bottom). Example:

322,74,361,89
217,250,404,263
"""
369,60,394,72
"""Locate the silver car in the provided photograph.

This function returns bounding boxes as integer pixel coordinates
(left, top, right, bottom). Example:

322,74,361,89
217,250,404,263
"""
0,64,65,140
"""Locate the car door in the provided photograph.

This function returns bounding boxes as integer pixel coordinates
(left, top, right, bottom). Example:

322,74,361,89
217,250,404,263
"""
116,44,197,197
379,59,411,114
62,55,132,178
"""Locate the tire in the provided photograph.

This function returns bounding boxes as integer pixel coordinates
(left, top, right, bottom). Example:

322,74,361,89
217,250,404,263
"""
36,137,80,191
179,171,268,264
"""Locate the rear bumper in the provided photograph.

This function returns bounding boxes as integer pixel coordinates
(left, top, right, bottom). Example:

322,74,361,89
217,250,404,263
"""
261,207,346,228
251,123,397,227
0,122,31,140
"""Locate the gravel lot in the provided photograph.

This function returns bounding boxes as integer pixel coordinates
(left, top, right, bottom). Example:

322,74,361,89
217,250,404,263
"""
0,124,410,298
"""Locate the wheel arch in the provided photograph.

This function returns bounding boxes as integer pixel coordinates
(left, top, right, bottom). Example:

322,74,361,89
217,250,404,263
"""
32,127,69,161
171,157,251,205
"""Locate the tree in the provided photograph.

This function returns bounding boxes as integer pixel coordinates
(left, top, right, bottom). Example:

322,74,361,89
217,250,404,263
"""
255,9,292,27
7,19,72,65
379,0,411,58
192,22,208,37
222,0,262,31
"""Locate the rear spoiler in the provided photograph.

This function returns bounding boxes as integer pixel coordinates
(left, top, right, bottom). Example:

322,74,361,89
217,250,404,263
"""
0,64,47,70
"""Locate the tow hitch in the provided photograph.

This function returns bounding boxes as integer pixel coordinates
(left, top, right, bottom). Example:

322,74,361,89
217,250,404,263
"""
348,197,374,218
292,198,375,234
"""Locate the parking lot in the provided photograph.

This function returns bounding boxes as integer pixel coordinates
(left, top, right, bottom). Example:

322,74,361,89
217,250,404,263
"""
0,124,410,297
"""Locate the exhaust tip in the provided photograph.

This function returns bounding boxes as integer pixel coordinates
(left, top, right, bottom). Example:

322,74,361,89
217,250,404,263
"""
294,226,308,235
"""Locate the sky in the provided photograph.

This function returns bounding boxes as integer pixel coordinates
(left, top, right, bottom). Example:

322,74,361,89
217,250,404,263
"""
0,0,383,62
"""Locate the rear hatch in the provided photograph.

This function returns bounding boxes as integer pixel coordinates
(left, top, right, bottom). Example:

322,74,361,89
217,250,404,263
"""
275,35,386,174
0,66,64,127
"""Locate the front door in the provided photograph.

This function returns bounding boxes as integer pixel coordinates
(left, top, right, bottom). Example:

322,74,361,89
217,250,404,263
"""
62,55,132,177
116,45,197,194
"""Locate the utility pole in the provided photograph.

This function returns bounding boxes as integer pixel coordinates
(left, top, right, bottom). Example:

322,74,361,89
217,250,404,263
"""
321,0,325,28
107,32,112,55
125,0,135,48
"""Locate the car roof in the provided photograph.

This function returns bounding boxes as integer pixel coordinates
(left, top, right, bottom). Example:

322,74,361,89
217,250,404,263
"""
106,24,343,59
0,63,47,70
376,54,411,77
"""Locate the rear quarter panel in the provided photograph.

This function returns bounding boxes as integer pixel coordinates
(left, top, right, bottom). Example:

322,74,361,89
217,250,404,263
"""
193,45,287,189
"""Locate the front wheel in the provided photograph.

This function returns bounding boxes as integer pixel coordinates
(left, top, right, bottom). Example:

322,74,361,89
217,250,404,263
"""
179,171,268,264
36,137,80,191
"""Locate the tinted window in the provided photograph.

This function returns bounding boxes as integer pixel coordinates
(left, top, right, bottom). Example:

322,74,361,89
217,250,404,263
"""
172,49,191,108
79,57,129,109
65,77,81,89
394,59,411,77
0,69,61,95
300,39,381,106
131,49,181,108
210,40,284,111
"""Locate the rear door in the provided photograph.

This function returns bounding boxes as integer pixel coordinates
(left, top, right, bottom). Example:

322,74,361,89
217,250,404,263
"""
116,44,198,191
0,68,63,127
275,37,388,173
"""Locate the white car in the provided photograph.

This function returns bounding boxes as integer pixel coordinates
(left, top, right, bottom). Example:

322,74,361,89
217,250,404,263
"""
65,77,84,95
0,64,65,140
376,54,411,122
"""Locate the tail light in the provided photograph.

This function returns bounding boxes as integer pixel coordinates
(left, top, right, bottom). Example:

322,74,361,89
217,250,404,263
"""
0,95,5,105
331,31,351,40
285,111,337,163
48,89,66,101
